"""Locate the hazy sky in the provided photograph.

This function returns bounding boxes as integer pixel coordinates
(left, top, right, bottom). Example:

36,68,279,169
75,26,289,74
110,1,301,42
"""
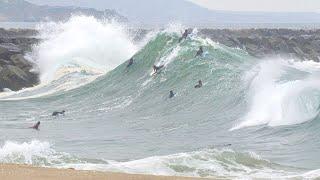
26,0,320,13
189,0,320,12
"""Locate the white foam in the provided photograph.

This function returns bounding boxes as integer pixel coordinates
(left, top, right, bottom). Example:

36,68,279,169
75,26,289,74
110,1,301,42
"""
0,140,66,166
158,46,181,67
59,149,300,179
33,15,136,83
0,140,313,178
0,15,137,100
232,59,320,130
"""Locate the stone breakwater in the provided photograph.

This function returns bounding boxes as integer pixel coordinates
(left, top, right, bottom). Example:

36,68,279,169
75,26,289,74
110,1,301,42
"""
199,29,320,61
0,28,38,92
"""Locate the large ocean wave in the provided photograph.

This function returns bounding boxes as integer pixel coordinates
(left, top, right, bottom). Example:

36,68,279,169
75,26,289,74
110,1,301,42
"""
1,16,320,178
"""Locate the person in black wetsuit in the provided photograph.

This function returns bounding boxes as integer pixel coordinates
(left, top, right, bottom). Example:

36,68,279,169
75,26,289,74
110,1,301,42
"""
153,65,164,74
179,29,191,42
169,90,175,98
30,121,40,130
52,110,65,116
195,46,204,57
127,58,134,68
195,80,203,88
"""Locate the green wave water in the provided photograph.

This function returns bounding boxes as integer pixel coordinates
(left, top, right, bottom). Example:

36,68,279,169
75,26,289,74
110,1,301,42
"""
1,17,320,179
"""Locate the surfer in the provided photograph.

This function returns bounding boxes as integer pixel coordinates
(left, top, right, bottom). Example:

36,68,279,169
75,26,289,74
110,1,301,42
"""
195,80,203,88
195,46,204,57
179,29,191,42
52,110,65,116
127,57,134,68
30,121,40,130
153,65,164,74
169,90,175,98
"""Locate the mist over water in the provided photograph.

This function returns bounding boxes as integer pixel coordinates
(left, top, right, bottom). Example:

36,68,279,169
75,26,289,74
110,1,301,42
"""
232,59,320,130
0,16,137,99
1,16,320,178
34,15,137,82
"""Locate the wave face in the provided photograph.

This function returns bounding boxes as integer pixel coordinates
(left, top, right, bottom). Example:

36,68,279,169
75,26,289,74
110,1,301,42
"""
1,17,320,178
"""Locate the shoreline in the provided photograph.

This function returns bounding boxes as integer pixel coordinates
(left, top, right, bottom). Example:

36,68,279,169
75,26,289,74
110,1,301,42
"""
0,164,209,180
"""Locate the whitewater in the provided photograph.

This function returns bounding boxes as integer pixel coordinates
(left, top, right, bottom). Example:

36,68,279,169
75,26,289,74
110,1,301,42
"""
1,16,320,179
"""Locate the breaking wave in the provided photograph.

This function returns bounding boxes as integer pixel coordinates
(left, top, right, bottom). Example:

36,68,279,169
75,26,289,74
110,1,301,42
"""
1,16,320,179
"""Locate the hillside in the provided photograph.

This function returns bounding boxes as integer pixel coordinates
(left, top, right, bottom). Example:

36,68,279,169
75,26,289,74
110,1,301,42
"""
0,0,127,22
26,0,320,25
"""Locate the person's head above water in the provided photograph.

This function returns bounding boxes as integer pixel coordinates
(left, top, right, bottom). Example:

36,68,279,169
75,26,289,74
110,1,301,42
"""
52,110,65,116
153,65,164,72
195,80,203,88
169,90,175,98
127,58,134,68
31,121,40,130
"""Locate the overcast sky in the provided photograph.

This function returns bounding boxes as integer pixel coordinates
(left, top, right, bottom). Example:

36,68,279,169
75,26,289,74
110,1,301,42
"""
189,0,320,12
27,0,320,13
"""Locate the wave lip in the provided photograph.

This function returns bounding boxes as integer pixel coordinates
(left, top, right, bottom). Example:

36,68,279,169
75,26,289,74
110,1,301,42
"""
34,15,137,83
232,59,320,130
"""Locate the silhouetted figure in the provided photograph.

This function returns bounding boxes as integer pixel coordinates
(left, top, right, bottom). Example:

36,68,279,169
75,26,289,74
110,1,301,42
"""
153,65,164,74
179,29,191,42
195,46,204,57
127,58,134,68
169,90,175,98
30,121,40,130
195,80,203,88
52,110,65,116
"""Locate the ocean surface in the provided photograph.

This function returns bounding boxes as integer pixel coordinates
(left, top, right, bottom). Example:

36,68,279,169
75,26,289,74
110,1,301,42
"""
1,16,320,179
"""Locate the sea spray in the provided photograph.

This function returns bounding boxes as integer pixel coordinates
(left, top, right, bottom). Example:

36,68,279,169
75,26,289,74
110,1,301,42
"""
33,15,137,82
0,16,138,100
0,140,64,165
232,59,320,130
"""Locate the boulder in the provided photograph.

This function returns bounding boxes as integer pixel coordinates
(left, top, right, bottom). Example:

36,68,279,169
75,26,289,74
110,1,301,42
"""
0,42,38,92
199,29,320,61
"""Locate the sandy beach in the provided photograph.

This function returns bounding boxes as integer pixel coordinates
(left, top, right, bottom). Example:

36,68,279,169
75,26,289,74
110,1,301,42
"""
0,164,208,180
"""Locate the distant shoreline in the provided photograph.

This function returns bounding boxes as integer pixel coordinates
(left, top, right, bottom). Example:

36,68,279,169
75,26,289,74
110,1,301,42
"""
0,164,206,180
2,22,320,30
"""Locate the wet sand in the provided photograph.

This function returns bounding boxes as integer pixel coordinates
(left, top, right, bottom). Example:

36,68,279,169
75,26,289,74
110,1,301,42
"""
0,164,209,180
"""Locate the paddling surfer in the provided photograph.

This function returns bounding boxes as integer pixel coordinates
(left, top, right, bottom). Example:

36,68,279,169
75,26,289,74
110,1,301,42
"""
52,110,65,116
195,80,203,88
153,65,164,74
30,121,40,130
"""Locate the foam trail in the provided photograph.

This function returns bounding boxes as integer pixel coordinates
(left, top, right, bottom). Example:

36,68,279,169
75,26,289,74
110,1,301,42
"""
0,141,302,178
